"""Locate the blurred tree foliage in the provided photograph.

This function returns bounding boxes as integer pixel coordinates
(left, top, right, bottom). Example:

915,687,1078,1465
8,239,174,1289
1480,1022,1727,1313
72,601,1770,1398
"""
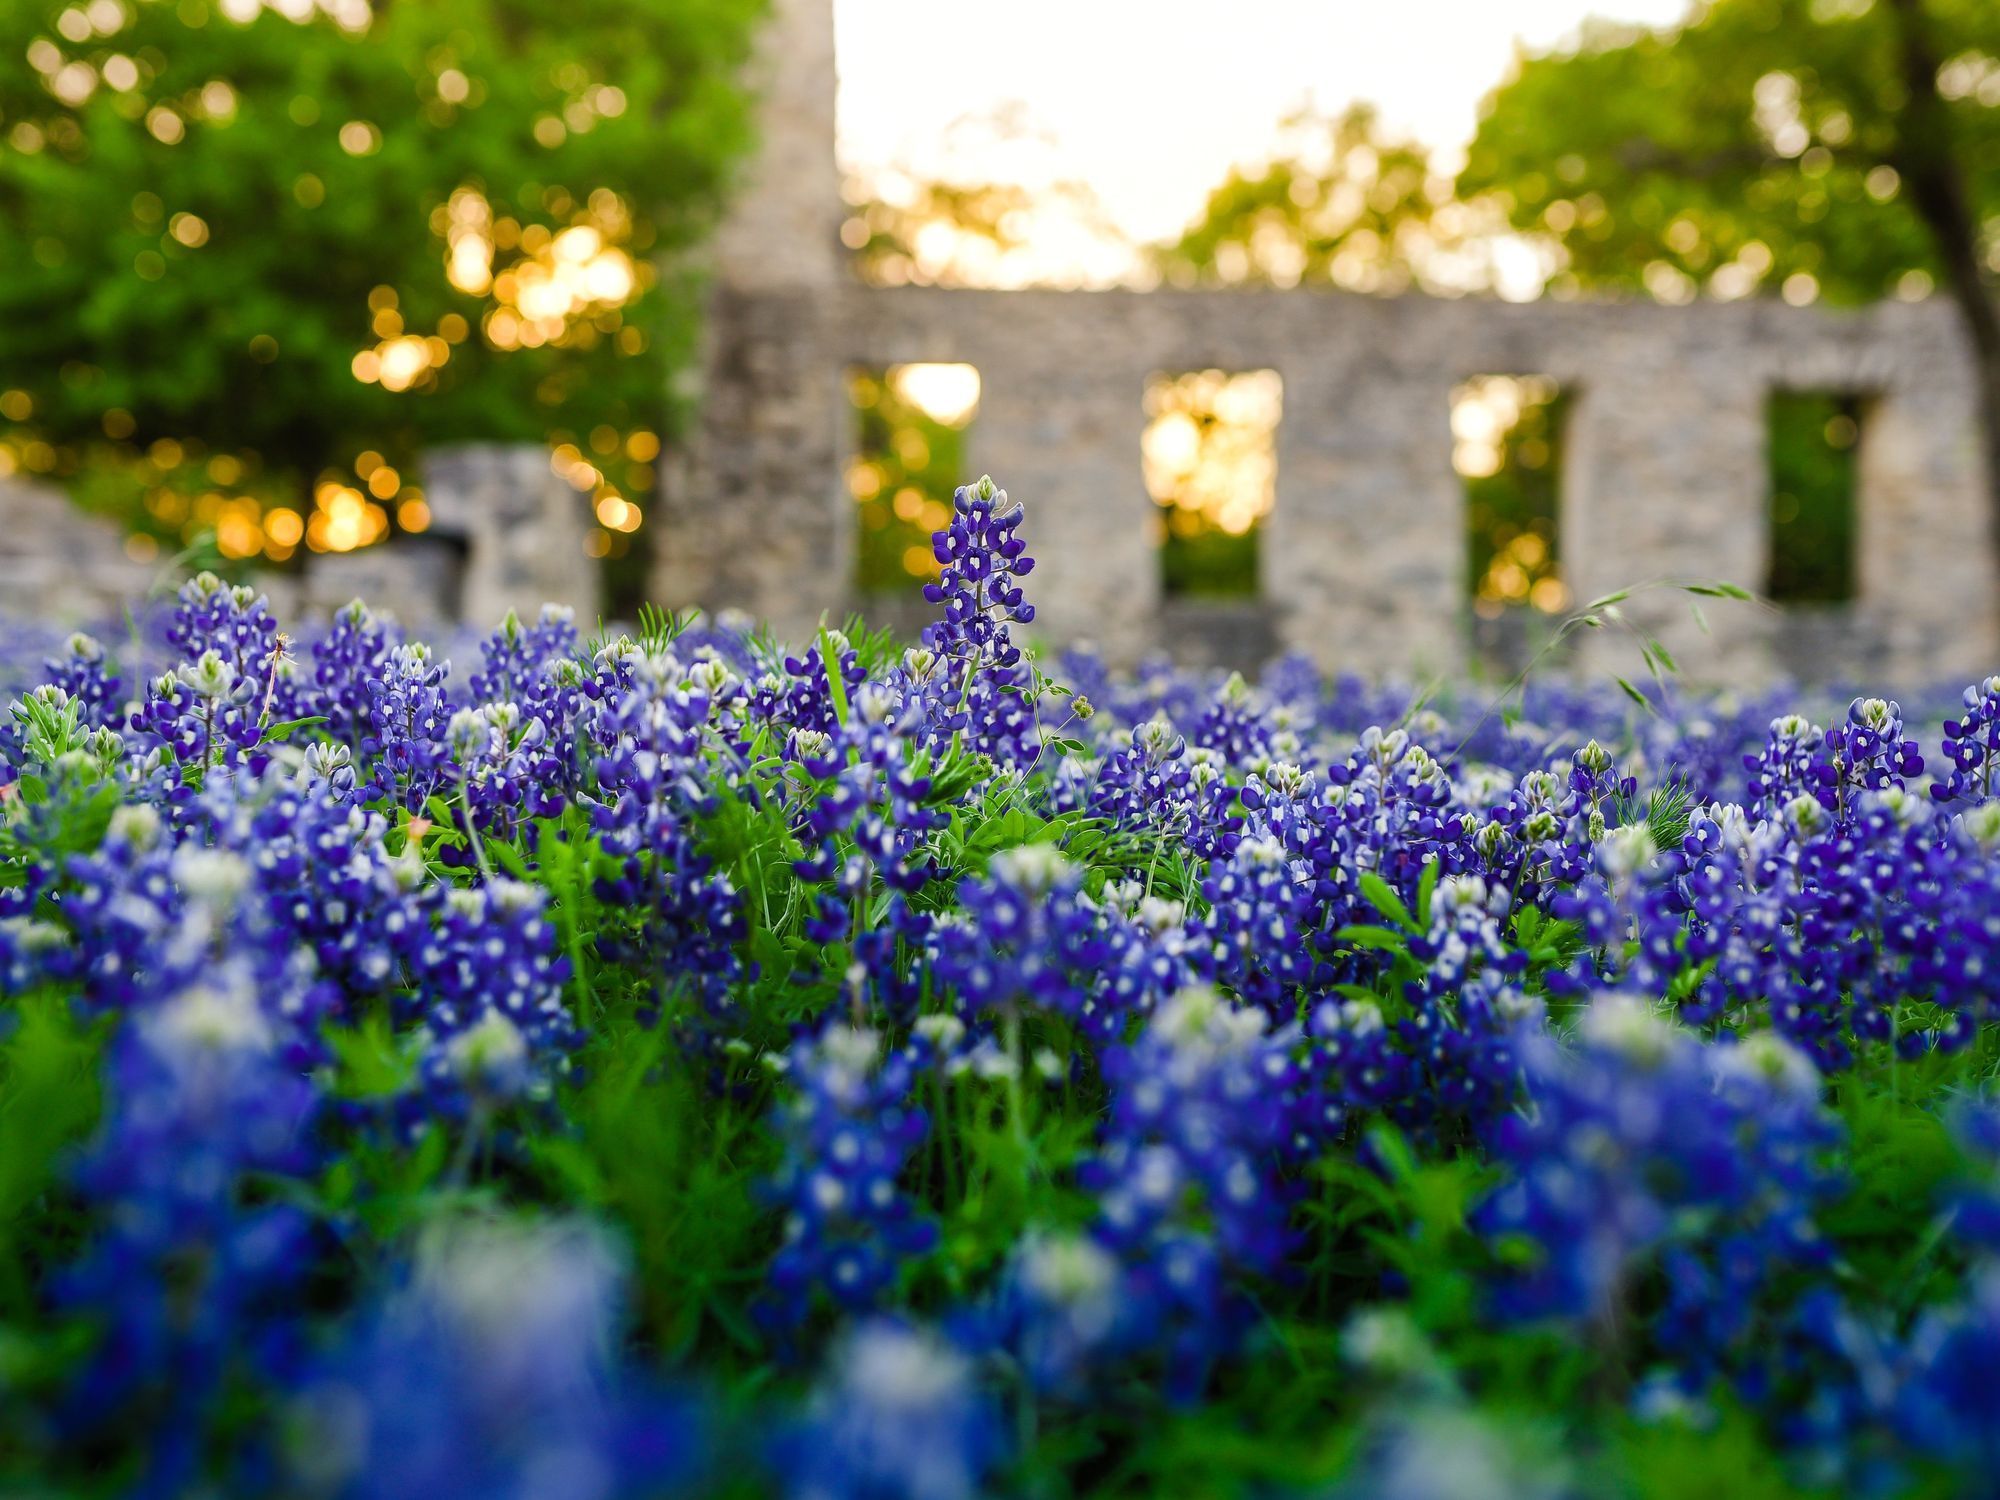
1155,103,1489,294
842,106,1130,290
847,368,967,596
0,0,760,579
1462,0,2000,536
1768,391,1861,601
1142,369,1283,599
1461,377,1569,613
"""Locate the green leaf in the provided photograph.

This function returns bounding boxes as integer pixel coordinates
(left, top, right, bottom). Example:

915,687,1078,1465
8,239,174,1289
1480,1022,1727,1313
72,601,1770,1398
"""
260,715,330,744
1357,871,1416,930
1334,923,1410,953
817,626,851,730
1415,857,1441,928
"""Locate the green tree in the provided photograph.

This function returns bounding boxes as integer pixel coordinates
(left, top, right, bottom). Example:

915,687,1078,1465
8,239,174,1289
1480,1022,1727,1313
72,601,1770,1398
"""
841,105,1129,289
1155,103,1487,293
0,0,759,571
1459,0,2000,542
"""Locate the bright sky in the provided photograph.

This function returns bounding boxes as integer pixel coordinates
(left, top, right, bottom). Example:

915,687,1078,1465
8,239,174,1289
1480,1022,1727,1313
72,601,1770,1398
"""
834,0,1694,245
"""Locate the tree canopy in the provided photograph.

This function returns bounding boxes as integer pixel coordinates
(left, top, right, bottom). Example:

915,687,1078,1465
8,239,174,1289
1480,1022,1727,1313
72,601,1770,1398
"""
1459,0,1999,307
1462,0,2000,552
0,0,760,568
1155,103,1492,295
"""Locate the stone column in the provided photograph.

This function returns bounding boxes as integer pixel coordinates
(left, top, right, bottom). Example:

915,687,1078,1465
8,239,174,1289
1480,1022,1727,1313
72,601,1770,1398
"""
421,444,601,628
652,0,848,644
1562,351,1768,682
1268,336,1464,678
0,477,154,624
972,357,1158,661
1856,381,1995,685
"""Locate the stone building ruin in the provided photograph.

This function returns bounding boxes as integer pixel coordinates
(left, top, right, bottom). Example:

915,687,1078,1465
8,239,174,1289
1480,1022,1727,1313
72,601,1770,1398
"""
655,0,1999,685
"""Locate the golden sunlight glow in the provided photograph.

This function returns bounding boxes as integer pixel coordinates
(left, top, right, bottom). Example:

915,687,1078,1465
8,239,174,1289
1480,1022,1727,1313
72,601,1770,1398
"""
889,363,982,428
350,286,453,393
1141,369,1282,538
1451,374,1555,480
445,187,494,295
553,444,641,538
443,186,642,353
1454,374,1570,614
308,480,389,553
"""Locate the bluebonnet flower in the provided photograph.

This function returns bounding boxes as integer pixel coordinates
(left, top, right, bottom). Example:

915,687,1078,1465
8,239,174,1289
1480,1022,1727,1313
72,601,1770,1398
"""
467,603,580,705
408,877,577,1112
788,678,948,1002
1082,985,1302,1396
363,642,454,811
56,793,341,1062
59,976,319,1496
1821,696,1924,809
1745,713,1833,819
913,477,1041,764
0,629,125,781
1931,674,2000,804
136,573,304,782
923,477,1034,668
771,627,869,740
308,598,395,751
1945,1095,2000,1255
586,646,747,1021
777,1319,1004,1500
929,845,1110,1036
965,1231,1133,1398
1089,878,1207,1020
288,1218,707,1500
1198,828,1317,1016
1192,671,1272,765
761,1026,936,1333
1476,997,1840,1392
1307,967,1540,1148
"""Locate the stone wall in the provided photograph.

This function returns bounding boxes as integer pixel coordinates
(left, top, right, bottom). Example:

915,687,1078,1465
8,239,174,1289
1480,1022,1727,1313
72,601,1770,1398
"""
664,279,1995,687
0,479,156,625
1,443,599,637
654,0,1998,686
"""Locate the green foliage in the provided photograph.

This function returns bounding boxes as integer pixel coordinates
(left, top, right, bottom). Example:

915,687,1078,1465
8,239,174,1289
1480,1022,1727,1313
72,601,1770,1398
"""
1769,392,1861,602
1465,380,1567,611
0,0,761,519
0,998,105,1323
1159,524,1259,599
535,1016,775,1362
1155,103,1470,294
848,367,970,596
1457,0,2000,306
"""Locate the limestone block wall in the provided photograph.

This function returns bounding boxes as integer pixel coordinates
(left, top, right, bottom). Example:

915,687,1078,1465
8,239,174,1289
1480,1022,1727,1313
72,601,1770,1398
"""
0,478,156,625
654,0,1996,686
658,274,1995,684
422,443,601,629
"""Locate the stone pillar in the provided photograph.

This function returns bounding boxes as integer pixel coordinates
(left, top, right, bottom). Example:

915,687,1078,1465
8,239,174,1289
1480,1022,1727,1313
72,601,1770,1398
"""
652,0,848,643
1268,342,1464,677
0,477,154,624
421,444,601,627
1562,354,1768,682
301,537,466,635
973,359,1158,661
1856,382,1995,685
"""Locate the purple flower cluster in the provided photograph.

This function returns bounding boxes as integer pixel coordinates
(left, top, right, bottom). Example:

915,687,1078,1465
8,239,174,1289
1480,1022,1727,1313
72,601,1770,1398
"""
1476,997,1840,1389
10,469,2000,1494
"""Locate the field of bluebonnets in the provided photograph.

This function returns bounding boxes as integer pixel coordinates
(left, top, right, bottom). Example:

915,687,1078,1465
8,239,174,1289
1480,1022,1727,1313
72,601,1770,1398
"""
6,475,2000,1498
